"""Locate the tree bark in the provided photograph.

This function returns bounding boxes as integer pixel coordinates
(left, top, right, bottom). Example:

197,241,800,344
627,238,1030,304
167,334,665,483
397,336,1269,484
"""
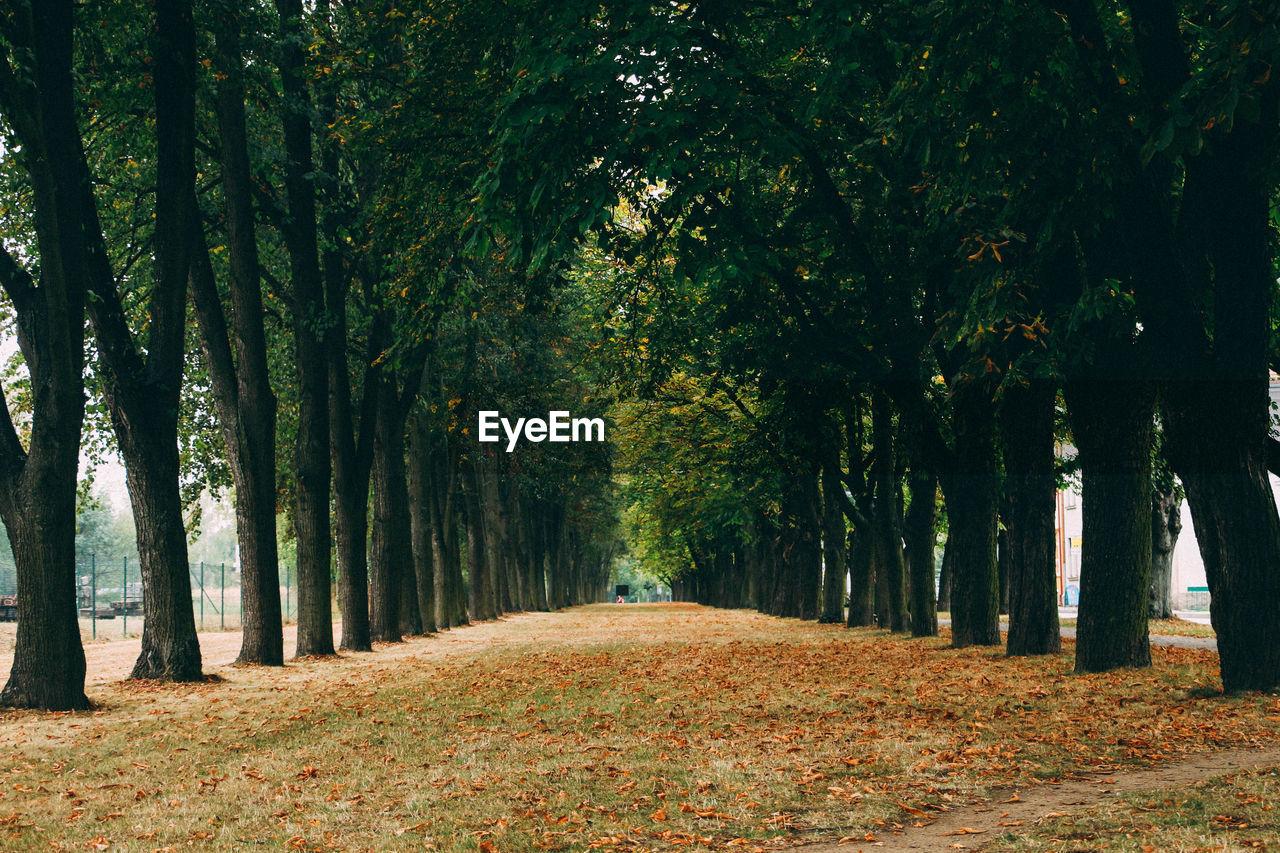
872,389,909,632
272,0,332,658
407,405,438,635
191,0,283,666
461,454,496,620
75,0,203,681
1149,487,1181,620
819,454,846,623
904,467,938,637
936,534,953,613
1065,378,1154,673
428,432,466,628
939,386,1001,648
775,467,822,619
369,374,410,644
0,0,91,708
1165,382,1280,690
845,530,874,627
1001,379,1061,656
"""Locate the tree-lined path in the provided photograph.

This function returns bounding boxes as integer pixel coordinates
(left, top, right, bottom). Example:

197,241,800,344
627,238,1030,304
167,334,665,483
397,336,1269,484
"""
0,604,1277,851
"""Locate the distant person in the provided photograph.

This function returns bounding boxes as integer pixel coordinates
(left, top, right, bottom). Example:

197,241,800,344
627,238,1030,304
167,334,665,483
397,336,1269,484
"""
616,595,624,604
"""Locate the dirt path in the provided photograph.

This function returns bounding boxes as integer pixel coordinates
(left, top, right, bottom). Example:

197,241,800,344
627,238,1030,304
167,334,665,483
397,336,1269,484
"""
802,745,1280,852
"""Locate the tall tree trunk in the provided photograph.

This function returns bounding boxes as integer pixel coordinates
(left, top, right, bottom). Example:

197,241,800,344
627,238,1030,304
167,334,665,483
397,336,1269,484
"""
1166,379,1280,689
399,550,423,636
369,378,407,644
872,389,909,632
1066,378,1154,673
1001,379,1061,656
775,468,822,619
429,435,466,628
77,0,203,681
997,527,1011,616
191,0,283,666
937,534,953,612
1149,487,1181,620
1119,68,1280,691
846,529,874,627
529,499,550,610
330,348,376,650
120,433,202,680
940,385,1001,648
483,456,510,615
0,0,94,708
904,468,938,638
274,0,332,658
407,406,438,635
461,455,495,621
819,455,847,624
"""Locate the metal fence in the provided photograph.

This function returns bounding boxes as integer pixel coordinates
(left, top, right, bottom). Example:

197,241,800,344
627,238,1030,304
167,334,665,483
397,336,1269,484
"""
0,554,298,639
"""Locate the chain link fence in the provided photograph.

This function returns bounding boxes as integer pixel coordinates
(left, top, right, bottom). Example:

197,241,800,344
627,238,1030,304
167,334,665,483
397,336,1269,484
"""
0,549,299,640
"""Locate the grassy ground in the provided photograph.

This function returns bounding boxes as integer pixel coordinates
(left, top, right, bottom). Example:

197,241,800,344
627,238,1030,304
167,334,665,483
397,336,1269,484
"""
1146,617,1217,639
938,613,1217,639
986,766,1280,851
0,603,1275,852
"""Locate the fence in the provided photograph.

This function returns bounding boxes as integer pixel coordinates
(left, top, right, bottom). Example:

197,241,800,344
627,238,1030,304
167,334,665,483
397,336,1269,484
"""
0,554,299,639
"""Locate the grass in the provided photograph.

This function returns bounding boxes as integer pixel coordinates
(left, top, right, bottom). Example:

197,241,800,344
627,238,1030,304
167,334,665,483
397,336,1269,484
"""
986,767,1280,851
937,612,1218,639
0,603,1273,851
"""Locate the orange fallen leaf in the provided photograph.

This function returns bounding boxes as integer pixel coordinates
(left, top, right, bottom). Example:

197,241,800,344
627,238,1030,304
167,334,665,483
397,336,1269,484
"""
941,827,985,836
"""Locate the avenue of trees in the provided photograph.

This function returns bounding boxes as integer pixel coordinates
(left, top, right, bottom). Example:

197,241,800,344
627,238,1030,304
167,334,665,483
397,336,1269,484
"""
485,0,1280,691
0,0,1277,709
0,0,617,710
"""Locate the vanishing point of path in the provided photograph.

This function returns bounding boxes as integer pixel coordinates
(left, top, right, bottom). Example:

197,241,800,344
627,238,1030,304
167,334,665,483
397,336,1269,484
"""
0,604,1274,852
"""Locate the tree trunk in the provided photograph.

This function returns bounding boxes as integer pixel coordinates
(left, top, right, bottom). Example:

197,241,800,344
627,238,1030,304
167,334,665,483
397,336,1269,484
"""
1124,80,1280,691
461,454,496,620
79,0,202,681
273,0,332,659
1165,382,1280,690
872,389,909,632
997,527,1011,616
369,378,407,644
1065,378,1154,673
937,534,953,612
399,548,423,636
425,423,464,628
1149,487,1181,620
819,455,847,624
407,407,438,634
331,374,374,651
0,0,96,708
121,433,202,680
904,468,938,637
1,487,87,710
846,529,874,627
528,499,550,611
940,386,1001,648
1001,379,1061,656
192,0,282,666
775,468,822,619
483,456,511,615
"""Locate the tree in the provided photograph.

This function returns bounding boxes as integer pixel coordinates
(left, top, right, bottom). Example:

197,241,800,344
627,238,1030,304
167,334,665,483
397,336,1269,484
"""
1149,443,1182,621
189,0,284,666
0,0,91,709
75,0,203,681
270,0,333,659
1001,380,1061,656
